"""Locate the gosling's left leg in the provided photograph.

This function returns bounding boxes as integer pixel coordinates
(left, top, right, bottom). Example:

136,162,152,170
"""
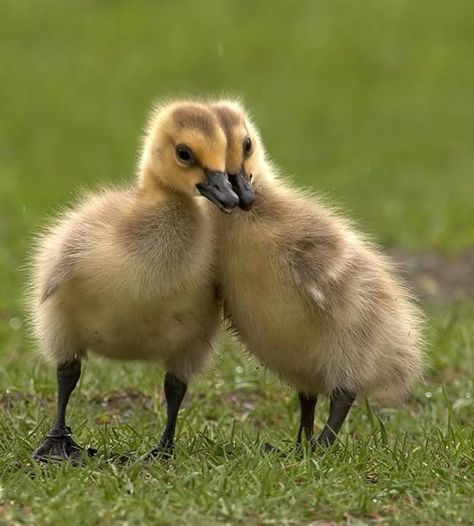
263,392,317,454
33,359,83,464
148,372,187,458
315,388,355,447
297,392,318,446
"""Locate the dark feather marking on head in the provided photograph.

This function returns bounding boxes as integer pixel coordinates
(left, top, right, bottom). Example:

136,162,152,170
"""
171,106,216,138
212,106,241,142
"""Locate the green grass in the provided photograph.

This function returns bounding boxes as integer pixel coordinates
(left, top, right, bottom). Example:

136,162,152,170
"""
0,307,473,525
0,1,473,525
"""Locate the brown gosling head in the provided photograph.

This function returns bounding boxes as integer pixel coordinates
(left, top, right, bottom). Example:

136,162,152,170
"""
138,100,239,213
210,99,264,211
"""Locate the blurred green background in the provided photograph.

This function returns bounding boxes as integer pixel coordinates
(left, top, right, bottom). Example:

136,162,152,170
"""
2,0,474,306
0,1,472,525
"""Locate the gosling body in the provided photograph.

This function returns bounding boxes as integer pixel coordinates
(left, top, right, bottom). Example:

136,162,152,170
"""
219,180,423,402
210,100,425,446
34,187,217,373
30,100,239,462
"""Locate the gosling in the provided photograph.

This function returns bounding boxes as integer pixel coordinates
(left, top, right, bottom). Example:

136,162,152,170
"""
29,100,239,463
210,100,425,448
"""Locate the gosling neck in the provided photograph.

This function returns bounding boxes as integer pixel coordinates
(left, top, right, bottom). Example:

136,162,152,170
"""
135,168,196,210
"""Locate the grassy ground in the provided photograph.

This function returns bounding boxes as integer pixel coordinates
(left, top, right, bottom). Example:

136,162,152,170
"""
0,1,473,525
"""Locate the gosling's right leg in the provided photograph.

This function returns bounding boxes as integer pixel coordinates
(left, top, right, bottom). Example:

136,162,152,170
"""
33,358,84,464
314,388,355,448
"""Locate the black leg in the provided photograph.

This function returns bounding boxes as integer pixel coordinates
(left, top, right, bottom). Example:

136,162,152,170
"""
297,392,318,445
33,359,84,464
149,372,187,458
315,388,355,447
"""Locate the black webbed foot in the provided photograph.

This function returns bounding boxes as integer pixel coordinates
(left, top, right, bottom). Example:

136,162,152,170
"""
32,432,84,465
262,441,282,454
143,441,174,461
33,359,84,465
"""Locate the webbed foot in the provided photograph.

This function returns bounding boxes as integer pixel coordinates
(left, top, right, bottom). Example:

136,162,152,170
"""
33,432,84,465
143,441,174,461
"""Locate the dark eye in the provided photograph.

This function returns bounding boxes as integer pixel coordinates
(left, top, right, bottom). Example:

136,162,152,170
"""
243,137,252,157
175,144,195,165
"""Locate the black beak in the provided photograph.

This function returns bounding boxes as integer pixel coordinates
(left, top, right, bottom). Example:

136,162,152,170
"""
229,169,255,211
196,170,239,213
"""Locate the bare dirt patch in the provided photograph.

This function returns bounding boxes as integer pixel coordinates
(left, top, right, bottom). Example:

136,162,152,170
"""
90,388,154,425
389,248,474,300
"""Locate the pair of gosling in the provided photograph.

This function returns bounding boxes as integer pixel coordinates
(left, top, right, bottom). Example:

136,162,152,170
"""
30,99,424,463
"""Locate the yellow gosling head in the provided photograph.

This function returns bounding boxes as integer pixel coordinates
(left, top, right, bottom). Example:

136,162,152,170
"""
210,99,264,211
138,100,239,213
